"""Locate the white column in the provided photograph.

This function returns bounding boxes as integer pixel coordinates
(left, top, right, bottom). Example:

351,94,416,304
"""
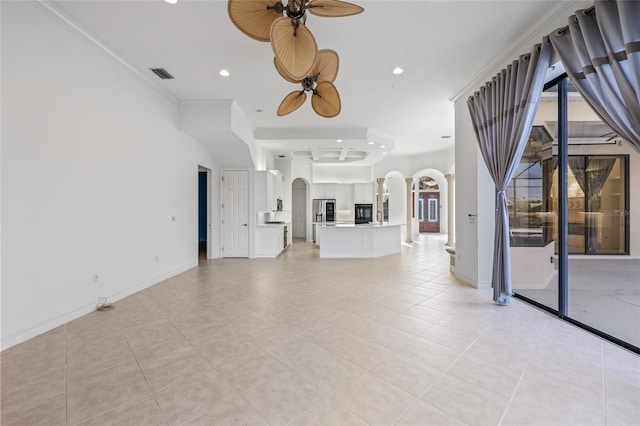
445,173,455,246
376,178,385,224
405,177,413,243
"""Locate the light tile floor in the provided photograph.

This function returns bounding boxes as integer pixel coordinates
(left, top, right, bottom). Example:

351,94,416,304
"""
2,234,639,425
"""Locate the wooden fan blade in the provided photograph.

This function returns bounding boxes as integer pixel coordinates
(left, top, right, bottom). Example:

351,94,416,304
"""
307,0,364,17
270,17,317,80
274,57,300,83
311,81,341,118
313,49,339,83
228,0,283,42
278,91,307,116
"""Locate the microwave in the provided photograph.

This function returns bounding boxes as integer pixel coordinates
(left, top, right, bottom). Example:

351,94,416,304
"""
354,204,373,224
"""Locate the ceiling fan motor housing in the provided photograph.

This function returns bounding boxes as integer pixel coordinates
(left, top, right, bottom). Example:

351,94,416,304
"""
285,0,307,20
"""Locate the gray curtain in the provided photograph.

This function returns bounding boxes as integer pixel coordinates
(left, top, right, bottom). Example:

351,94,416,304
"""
568,157,587,194
467,41,553,305
568,157,616,252
549,0,640,152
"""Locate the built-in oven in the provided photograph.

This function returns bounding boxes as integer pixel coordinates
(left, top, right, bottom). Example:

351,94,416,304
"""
354,204,373,224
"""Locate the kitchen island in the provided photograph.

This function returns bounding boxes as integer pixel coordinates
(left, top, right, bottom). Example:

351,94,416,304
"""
316,223,401,258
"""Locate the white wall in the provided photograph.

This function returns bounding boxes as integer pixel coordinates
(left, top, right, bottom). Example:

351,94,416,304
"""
1,2,213,349
385,172,406,226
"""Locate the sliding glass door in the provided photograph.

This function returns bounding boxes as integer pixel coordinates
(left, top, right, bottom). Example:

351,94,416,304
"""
511,73,638,351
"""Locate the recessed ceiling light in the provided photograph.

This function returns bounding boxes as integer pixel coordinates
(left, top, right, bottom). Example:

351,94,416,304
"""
164,0,177,4
368,141,374,145
392,67,404,75
380,145,386,149
219,69,230,77
382,152,387,155
336,139,342,143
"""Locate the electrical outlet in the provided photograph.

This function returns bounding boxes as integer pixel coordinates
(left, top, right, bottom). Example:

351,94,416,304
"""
155,255,159,263
93,273,99,283
171,216,177,222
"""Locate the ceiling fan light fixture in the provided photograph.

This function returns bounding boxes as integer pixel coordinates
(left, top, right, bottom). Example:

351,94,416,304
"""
219,69,230,77
392,67,404,75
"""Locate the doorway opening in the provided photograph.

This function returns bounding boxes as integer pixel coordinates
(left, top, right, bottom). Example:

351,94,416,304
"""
417,176,440,233
292,178,307,240
198,167,211,262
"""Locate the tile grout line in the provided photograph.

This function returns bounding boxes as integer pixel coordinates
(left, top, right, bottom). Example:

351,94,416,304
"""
71,333,159,426
390,300,514,426
496,314,551,426
169,316,273,426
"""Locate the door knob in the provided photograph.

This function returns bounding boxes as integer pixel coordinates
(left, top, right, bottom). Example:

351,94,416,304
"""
242,223,248,227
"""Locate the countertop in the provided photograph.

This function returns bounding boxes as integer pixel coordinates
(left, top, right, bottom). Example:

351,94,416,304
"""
256,222,290,228
317,222,397,227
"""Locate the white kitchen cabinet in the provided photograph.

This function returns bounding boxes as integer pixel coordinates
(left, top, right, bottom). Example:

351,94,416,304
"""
255,170,282,212
334,184,353,211
255,224,286,257
354,183,375,204
314,183,335,199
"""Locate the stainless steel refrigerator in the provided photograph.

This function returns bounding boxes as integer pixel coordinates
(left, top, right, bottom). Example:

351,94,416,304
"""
312,199,335,243
312,199,336,223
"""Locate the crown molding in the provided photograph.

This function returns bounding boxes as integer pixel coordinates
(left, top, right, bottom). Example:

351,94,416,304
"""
448,0,586,103
28,0,179,104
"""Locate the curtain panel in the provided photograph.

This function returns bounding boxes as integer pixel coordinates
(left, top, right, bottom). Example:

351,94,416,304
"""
467,41,552,305
568,157,616,252
549,0,640,152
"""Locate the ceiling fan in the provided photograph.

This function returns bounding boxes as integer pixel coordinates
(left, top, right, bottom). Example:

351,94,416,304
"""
228,0,363,115
276,49,340,117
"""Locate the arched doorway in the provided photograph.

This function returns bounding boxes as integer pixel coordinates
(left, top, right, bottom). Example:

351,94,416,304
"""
417,176,440,233
291,178,307,239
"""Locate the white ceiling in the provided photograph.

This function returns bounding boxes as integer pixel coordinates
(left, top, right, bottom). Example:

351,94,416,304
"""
51,0,572,162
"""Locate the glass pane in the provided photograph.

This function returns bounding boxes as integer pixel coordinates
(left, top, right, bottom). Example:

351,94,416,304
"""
567,160,587,254
428,198,437,221
511,79,558,311
588,157,625,254
567,81,637,347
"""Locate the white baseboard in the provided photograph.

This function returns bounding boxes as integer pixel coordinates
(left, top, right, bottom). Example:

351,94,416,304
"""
454,270,478,288
1,261,197,351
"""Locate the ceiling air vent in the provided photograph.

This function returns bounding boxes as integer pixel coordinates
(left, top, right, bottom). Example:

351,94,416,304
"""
150,68,174,80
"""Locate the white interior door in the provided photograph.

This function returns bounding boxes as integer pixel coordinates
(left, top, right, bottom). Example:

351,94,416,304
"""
292,188,306,238
222,170,249,257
